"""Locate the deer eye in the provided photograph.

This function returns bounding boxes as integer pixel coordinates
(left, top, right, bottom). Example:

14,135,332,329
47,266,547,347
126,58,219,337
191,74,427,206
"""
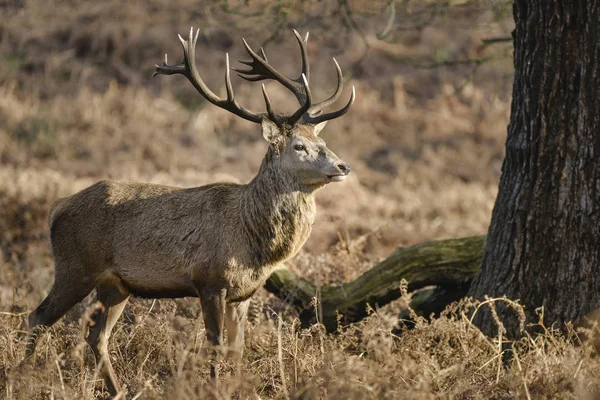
294,144,306,152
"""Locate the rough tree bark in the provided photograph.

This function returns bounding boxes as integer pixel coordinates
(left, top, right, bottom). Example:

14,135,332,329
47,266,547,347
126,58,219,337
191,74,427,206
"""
265,236,484,332
468,1,600,336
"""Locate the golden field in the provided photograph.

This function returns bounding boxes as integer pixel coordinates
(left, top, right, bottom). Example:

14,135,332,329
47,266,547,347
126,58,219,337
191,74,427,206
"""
1,1,599,398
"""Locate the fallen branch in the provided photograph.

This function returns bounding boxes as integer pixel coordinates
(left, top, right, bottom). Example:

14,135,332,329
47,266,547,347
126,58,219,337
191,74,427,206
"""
265,235,485,332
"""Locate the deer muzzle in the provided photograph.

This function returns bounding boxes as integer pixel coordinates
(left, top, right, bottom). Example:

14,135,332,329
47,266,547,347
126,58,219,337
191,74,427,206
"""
328,161,351,181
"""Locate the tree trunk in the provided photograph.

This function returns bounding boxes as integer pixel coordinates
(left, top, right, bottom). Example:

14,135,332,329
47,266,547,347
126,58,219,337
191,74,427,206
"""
468,1,600,337
265,235,484,332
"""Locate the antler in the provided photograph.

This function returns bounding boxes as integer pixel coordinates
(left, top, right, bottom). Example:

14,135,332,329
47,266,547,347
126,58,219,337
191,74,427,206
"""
303,86,355,125
233,30,309,105
234,30,354,124
309,58,344,117
153,27,264,124
154,28,354,127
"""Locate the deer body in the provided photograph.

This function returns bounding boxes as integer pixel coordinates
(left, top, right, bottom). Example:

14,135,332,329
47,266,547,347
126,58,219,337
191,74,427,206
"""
24,27,355,397
50,156,316,303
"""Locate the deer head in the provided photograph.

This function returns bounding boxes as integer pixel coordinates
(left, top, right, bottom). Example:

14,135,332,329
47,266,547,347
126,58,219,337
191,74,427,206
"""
154,28,355,190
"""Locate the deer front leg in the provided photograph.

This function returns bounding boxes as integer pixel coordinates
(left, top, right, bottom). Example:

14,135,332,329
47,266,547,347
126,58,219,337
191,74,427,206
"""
198,288,227,381
225,299,250,363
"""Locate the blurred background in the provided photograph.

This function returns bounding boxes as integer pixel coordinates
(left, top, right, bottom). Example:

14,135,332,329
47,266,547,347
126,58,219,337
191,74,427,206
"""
1,0,513,298
9,3,577,399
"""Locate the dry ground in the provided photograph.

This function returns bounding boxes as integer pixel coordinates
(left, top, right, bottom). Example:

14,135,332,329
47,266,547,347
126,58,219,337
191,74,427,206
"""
1,1,599,398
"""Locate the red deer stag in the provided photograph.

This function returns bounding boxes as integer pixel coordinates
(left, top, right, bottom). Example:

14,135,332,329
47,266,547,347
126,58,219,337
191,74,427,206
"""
23,27,355,396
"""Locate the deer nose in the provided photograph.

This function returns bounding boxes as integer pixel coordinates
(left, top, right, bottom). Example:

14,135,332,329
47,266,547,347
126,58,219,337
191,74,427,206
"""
336,161,351,175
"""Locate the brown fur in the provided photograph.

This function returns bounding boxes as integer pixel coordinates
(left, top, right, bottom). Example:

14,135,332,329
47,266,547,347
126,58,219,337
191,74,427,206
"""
24,123,350,395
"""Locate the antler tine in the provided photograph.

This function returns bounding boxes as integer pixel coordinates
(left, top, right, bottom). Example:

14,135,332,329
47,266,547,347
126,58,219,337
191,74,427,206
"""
260,47,268,63
154,27,263,124
308,58,344,117
288,74,313,126
292,29,310,83
304,86,355,125
261,84,277,122
225,53,235,101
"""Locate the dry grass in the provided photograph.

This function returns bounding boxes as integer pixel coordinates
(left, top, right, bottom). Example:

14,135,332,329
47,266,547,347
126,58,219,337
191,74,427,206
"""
1,0,599,398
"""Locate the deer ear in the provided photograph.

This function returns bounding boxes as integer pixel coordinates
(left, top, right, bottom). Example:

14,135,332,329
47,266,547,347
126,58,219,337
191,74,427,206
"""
313,121,327,136
261,118,281,143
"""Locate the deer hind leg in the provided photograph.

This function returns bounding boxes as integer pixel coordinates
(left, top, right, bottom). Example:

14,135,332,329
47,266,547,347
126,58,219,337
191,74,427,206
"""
86,282,129,397
25,268,97,359
198,288,227,381
225,299,250,363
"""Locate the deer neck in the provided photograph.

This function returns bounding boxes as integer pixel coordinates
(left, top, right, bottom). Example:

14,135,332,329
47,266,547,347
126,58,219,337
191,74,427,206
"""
241,148,316,268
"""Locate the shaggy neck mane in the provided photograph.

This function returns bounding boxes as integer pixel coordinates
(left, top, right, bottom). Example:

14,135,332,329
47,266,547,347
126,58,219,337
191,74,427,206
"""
241,146,315,268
